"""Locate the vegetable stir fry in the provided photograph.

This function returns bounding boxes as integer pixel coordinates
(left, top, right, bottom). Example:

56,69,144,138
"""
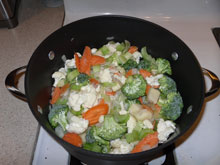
49,41,183,154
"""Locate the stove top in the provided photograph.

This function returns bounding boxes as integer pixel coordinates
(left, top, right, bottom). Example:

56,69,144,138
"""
33,0,220,164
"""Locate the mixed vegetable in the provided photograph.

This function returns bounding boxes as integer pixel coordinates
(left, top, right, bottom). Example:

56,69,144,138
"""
49,41,183,154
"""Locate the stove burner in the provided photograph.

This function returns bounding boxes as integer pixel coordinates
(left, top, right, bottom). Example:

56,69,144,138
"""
69,144,176,165
212,28,220,48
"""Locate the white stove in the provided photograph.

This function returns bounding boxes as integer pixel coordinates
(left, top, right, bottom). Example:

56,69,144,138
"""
33,0,220,164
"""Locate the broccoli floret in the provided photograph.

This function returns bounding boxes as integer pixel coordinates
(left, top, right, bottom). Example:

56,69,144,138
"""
158,92,184,121
158,75,177,96
96,115,127,141
138,59,151,71
122,59,138,71
48,104,68,131
71,73,90,91
85,127,109,145
121,74,147,100
156,58,172,75
77,73,90,85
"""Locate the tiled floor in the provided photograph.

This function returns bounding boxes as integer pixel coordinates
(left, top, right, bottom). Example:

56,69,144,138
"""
0,0,64,164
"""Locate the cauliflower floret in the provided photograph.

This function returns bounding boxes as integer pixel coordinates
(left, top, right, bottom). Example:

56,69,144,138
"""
110,139,134,154
98,115,104,123
91,48,97,54
66,115,89,134
52,68,66,87
145,74,163,87
142,119,153,129
65,59,76,71
67,84,99,111
127,115,137,133
132,51,142,64
157,119,176,143
113,74,126,85
99,68,112,83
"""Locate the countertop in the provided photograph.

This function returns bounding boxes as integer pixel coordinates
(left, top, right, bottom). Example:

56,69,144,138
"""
0,0,64,164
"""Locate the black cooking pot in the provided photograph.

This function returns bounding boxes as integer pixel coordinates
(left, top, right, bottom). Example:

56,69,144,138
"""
5,15,220,165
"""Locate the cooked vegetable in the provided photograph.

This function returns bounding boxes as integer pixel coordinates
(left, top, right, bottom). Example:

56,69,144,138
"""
63,133,83,147
146,88,160,104
122,59,138,71
82,103,109,126
122,74,146,99
158,75,177,96
96,115,127,140
131,132,159,153
156,58,172,75
158,92,183,121
48,104,68,131
50,41,183,154
128,46,138,54
83,142,102,152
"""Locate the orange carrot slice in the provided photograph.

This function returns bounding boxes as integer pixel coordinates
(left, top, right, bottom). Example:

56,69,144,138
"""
50,87,61,104
63,133,83,147
80,46,92,75
99,98,105,104
145,84,152,95
90,78,99,85
131,132,159,153
74,53,80,71
139,69,152,78
125,69,133,78
106,91,116,96
82,103,109,126
91,55,106,66
128,46,138,54
60,83,70,95
138,97,144,104
50,84,70,104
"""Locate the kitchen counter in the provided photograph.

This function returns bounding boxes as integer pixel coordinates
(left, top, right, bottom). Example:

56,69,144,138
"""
0,0,64,164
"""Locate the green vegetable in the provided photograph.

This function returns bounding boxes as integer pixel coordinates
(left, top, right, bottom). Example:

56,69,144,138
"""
48,104,68,131
85,127,109,145
124,99,141,111
77,73,90,85
116,42,125,52
156,58,172,75
125,122,154,143
96,115,127,140
138,59,151,71
56,98,68,105
121,74,147,100
158,92,184,121
67,69,79,82
111,108,130,124
139,47,157,72
69,107,83,116
92,65,101,73
100,45,110,55
83,143,102,153
101,82,117,87
122,59,138,71
122,40,131,54
158,75,177,96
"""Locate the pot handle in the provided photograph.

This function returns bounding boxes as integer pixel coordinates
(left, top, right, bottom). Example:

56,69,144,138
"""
202,68,220,98
5,66,27,102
